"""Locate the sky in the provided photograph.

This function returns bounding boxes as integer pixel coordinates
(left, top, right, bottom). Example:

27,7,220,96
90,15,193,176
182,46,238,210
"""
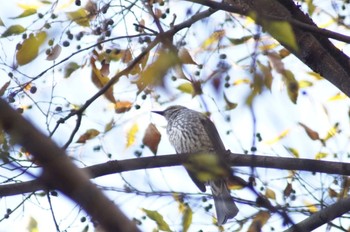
0,0,350,231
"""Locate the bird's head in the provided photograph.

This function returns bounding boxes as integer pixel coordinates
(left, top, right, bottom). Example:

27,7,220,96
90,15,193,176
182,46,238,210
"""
152,105,187,121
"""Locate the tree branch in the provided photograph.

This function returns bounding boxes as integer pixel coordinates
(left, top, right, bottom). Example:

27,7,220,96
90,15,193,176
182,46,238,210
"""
53,8,217,147
2,152,350,197
284,197,350,232
186,0,350,97
0,99,139,232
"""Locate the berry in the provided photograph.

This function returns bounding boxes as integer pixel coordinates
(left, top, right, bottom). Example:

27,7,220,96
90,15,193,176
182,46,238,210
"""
30,86,37,94
62,41,70,47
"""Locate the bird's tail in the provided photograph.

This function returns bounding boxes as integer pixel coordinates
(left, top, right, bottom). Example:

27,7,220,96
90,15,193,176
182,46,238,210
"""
210,179,239,225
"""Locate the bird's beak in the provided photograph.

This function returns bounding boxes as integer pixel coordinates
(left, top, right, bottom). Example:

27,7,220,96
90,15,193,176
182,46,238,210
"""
152,110,165,116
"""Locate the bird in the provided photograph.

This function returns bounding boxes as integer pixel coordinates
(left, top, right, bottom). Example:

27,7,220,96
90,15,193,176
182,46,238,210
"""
153,105,238,225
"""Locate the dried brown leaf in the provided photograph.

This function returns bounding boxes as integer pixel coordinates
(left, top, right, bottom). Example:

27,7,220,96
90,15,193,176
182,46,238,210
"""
142,123,161,155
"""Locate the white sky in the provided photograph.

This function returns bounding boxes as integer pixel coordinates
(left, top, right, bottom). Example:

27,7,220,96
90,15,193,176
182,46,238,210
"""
0,0,350,231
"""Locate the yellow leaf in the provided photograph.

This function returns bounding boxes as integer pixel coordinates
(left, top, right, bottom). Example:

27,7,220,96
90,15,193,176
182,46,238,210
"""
90,58,115,103
126,123,139,148
10,8,37,19
200,30,225,49
16,31,47,65
285,147,299,158
57,0,75,10
322,123,339,142
142,123,161,155
104,119,114,133
304,200,318,213
264,129,290,145
283,70,299,104
318,18,335,28
173,193,184,206
182,204,193,232
328,93,347,101
247,211,271,232
233,78,251,85
177,82,194,95
307,71,323,80
0,17,4,27
315,152,328,160
1,25,26,37
91,63,110,87
142,208,171,232
77,129,100,143
27,216,39,232
259,42,279,51
66,8,90,27
137,50,179,92
17,0,44,10
298,80,313,88
244,16,255,26
265,188,276,200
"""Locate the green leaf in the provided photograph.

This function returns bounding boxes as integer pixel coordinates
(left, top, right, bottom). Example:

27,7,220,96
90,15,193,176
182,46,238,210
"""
142,208,172,232
227,35,253,45
0,17,4,27
1,25,26,37
66,8,90,27
10,9,37,19
16,31,47,65
264,20,298,51
306,0,316,16
64,62,80,78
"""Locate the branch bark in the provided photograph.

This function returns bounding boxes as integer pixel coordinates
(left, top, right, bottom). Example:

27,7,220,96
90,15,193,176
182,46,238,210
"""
284,197,350,232
187,0,350,97
0,99,139,232
2,152,350,196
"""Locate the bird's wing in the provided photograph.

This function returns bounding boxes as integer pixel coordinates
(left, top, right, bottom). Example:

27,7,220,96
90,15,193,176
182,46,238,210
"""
200,116,226,154
186,169,207,192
